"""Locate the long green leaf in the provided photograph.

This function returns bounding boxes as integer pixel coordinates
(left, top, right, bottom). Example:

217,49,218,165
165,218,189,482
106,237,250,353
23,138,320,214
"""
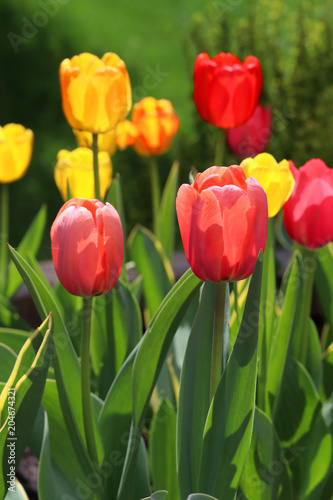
177,282,216,498
315,243,333,333
156,161,179,261
198,252,263,499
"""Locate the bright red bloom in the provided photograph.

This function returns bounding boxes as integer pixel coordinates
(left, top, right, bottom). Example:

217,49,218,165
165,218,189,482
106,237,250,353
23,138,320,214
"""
51,198,124,296
283,159,333,249
226,104,271,158
176,166,268,282
193,52,263,129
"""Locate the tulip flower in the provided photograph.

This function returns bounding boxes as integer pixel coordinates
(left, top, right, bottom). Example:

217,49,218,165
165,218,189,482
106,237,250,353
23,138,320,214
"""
193,52,263,129
0,124,33,183
226,104,271,158
241,153,295,218
128,97,179,156
176,165,268,282
116,120,139,150
54,148,112,201
59,52,132,133
51,198,124,296
73,129,117,155
283,159,333,249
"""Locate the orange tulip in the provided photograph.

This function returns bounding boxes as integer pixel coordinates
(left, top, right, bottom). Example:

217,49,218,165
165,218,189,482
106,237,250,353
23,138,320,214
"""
51,198,124,296
127,97,179,156
0,124,33,183
59,52,132,133
176,165,268,282
116,120,138,150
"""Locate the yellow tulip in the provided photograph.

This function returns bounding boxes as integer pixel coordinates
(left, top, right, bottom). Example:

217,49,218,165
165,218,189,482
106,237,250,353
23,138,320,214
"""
59,52,132,133
0,124,33,183
54,147,112,201
241,153,295,217
73,129,117,155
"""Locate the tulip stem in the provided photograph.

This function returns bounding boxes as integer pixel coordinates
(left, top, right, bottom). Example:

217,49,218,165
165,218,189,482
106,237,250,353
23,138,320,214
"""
294,247,316,365
81,297,100,468
149,156,161,235
0,183,9,295
214,128,226,166
92,133,101,200
210,281,229,400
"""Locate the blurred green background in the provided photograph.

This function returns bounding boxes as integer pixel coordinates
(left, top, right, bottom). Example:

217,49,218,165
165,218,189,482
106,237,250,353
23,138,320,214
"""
1,0,333,258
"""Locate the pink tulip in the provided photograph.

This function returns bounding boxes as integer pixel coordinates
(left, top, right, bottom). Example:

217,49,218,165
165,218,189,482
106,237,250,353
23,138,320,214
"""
51,198,124,296
176,165,268,282
283,159,333,249
226,104,272,159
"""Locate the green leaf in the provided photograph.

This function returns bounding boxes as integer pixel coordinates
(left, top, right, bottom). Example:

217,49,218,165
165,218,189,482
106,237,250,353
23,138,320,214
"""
0,294,30,330
240,407,292,500
322,348,333,400
305,319,323,392
128,225,174,323
141,492,168,500
0,315,52,499
315,243,333,333
0,344,17,384
198,252,263,499
90,280,142,399
265,255,299,419
6,205,47,298
187,495,218,500
4,478,30,499
149,397,179,499
116,269,201,500
0,329,30,355
177,282,215,498
274,357,332,499
156,161,179,261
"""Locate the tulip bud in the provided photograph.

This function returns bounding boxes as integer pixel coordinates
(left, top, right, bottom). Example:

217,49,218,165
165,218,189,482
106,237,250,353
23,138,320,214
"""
283,159,333,249
51,198,124,296
176,165,268,282
0,124,33,183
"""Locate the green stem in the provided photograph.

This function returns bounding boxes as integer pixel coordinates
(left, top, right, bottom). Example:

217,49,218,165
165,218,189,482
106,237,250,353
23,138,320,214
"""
214,128,226,166
81,297,99,467
149,156,160,235
0,183,9,295
210,281,228,400
92,133,101,200
296,248,316,365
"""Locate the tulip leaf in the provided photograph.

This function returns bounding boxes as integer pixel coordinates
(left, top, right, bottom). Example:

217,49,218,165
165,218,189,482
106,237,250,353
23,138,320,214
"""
265,255,299,419
187,495,218,500
0,315,52,500
240,407,292,500
177,282,216,498
156,161,179,261
305,319,323,392
0,344,17,384
6,204,47,298
90,280,142,399
4,478,30,499
274,356,332,499
322,348,333,400
0,294,30,330
0,329,30,356
128,225,174,324
315,243,333,333
198,251,263,499
149,397,179,499
141,492,168,500
115,269,201,500
6,246,94,476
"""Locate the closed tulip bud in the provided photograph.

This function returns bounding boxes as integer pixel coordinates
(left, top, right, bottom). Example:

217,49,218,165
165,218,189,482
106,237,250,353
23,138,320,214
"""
226,104,272,158
54,148,112,201
176,165,268,282
283,159,333,249
0,124,33,183
241,153,295,218
51,198,124,296
129,97,179,156
73,129,117,155
193,52,263,129
59,52,132,133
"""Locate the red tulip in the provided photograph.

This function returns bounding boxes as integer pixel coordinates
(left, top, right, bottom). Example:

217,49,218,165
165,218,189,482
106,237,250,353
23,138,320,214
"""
193,52,263,129
176,165,268,282
226,104,271,158
283,159,333,249
51,198,124,296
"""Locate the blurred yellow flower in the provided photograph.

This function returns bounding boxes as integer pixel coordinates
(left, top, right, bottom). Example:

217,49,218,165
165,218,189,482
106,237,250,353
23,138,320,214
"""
125,97,179,156
59,52,132,133
116,120,138,150
0,124,33,183
54,147,112,201
73,129,117,155
241,152,295,217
